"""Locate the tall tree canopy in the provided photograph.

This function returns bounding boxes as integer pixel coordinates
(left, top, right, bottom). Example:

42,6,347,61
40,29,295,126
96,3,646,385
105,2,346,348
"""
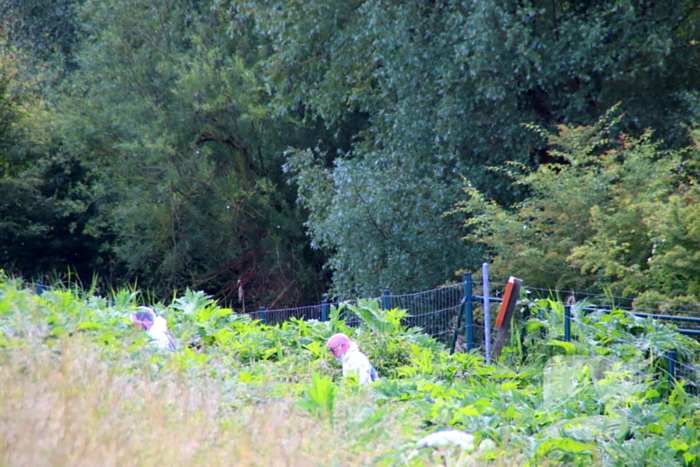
0,0,82,74
52,0,329,306
247,0,700,298
3,0,700,306
0,41,105,282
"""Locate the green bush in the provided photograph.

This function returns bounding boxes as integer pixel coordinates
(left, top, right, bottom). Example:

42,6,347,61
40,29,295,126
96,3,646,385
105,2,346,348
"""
453,107,700,308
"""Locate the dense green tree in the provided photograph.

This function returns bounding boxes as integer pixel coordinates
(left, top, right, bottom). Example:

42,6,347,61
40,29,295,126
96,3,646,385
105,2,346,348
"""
244,0,700,298
0,156,107,283
54,0,328,306
0,43,106,282
453,108,700,307
638,179,700,305
286,147,478,298
0,0,82,74
5,0,700,305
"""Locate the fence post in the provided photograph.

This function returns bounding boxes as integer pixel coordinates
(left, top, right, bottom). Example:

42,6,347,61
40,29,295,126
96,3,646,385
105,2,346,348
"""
464,273,474,351
482,263,491,364
381,290,390,310
564,305,571,342
667,349,677,381
259,306,267,325
492,276,522,360
520,290,531,361
321,300,329,322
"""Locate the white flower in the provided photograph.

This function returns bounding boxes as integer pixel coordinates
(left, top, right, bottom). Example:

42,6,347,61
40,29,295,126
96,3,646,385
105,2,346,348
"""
416,430,475,451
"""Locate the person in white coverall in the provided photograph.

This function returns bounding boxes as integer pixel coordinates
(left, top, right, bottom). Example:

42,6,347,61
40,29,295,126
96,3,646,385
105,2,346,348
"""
130,306,177,351
326,332,379,384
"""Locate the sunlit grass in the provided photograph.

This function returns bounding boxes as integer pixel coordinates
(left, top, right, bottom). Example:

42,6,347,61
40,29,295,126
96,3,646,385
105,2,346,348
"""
0,335,426,467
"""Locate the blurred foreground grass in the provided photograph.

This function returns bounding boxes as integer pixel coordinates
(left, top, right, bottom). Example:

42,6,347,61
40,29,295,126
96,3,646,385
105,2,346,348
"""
0,281,427,467
0,336,421,467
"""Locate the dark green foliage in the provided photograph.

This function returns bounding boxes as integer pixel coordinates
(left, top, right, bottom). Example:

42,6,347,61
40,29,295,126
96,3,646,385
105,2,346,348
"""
454,108,700,306
4,0,700,306
248,0,700,298
0,48,33,174
53,0,330,306
0,0,82,72
286,147,481,298
0,156,107,282
0,45,107,283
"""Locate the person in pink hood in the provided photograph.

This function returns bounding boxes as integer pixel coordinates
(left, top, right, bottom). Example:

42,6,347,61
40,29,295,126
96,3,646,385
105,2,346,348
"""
327,332,379,384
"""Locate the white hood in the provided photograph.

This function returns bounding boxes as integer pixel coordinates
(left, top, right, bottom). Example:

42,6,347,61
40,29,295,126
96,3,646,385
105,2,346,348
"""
146,315,177,351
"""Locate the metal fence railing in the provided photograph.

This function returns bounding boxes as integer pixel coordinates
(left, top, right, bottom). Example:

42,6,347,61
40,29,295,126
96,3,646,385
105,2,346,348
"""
249,273,507,352
251,280,472,348
248,269,700,392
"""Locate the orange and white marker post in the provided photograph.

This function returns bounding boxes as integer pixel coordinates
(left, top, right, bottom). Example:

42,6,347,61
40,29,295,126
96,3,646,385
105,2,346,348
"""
492,276,523,360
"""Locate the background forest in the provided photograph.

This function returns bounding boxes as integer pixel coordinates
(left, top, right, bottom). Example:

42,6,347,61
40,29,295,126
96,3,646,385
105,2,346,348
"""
2,0,700,310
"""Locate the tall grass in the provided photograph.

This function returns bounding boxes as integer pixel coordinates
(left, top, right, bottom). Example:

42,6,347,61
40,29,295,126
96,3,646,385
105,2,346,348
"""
0,336,423,467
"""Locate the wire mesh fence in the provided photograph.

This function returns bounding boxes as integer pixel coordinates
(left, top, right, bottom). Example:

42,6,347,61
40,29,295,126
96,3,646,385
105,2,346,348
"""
675,350,700,390
252,303,325,326
385,284,465,346
517,300,700,393
250,285,468,348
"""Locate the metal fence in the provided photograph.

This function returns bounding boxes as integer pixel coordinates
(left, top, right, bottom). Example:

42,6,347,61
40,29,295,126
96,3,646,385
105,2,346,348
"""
250,277,474,349
248,272,509,354
248,269,700,390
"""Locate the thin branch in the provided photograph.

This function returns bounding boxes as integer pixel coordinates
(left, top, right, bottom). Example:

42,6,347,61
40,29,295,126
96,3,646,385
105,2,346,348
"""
349,179,390,241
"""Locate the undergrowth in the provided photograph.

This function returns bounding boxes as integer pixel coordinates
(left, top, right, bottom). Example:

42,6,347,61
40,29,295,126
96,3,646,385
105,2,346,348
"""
1,274,700,466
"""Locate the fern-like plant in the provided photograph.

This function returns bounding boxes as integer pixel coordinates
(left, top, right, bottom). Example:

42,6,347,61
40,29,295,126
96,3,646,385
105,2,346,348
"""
296,371,336,422
345,299,406,334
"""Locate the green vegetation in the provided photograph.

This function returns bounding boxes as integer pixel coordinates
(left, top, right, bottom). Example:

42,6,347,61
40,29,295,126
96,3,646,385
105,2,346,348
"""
4,2,700,463
2,275,700,466
452,107,700,308
263,0,700,298
3,0,700,307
